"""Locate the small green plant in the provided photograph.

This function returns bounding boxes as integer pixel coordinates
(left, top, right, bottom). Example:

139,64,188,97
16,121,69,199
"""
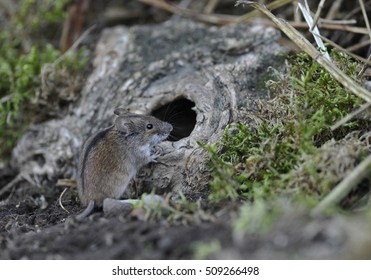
204,50,365,204
0,0,87,160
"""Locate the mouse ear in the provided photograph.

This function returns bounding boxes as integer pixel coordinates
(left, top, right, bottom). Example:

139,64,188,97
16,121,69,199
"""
115,117,136,136
114,108,128,116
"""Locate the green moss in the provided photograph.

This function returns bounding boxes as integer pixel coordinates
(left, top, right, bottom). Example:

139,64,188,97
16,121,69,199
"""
0,0,86,160
192,240,222,259
234,200,281,234
135,192,212,225
14,0,70,35
203,50,366,204
290,51,361,135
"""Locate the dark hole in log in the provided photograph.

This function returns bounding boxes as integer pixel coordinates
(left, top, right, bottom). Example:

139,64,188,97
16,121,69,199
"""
32,153,46,167
151,97,196,142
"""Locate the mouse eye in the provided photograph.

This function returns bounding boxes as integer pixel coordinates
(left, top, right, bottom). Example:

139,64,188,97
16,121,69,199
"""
146,123,153,130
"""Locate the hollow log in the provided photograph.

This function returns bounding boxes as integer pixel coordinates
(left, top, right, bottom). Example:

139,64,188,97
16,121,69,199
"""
11,20,285,199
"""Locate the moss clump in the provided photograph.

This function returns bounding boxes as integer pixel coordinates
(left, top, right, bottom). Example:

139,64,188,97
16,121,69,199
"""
205,50,368,204
133,192,213,225
0,0,87,160
234,199,281,234
192,240,222,259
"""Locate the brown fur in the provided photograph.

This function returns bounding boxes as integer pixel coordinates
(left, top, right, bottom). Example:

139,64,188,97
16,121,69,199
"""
77,109,172,207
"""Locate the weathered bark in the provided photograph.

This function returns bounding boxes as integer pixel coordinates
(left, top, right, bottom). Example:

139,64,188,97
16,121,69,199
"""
12,20,285,199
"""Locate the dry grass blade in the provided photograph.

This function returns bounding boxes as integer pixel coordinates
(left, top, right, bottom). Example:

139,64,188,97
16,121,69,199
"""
331,102,371,130
359,0,371,38
358,54,371,78
319,19,357,25
204,0,219,14
357,0,371,78
346,39,371,52
313,32,371,65
311,0,326,30
137,0,237,24
237,0,294,22
254,19,369,34
235,1,371,102
293,22,369,34
59,187,70,214
56,178,77,187
311,153,371,216
0,173,23,197
325,0,343,19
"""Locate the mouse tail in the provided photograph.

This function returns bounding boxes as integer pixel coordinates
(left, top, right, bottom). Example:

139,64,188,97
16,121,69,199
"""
75,200,95,221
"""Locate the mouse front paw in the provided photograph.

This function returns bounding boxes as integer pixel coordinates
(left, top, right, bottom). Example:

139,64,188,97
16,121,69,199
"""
149,151,161,162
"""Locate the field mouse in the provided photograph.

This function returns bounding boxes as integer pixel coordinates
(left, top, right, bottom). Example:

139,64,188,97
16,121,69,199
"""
76,108,173,219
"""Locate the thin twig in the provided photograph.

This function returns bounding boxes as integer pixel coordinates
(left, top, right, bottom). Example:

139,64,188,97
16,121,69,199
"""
319,19,357,25
344,0,371,20
358,54,371,78
311,153,371,216
138,0,236,24
346,39,371,52
0,187,15,207
56,178,77,187
0,173,23,197
357,0,371,78
0,94,15,104
204,0,219,14
41,24,96,90
172,0,193,20
237,0,295,22
251,18,369,34
325,0,343,20
55,24,96,66
311,0,326,31
58,187,70,214
359,0,371,39
293,21,369,34
137,0,371,34
331,102,371,130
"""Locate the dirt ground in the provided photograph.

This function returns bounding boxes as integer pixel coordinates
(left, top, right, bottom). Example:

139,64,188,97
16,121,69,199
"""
1,177,371,260
0,179,228,259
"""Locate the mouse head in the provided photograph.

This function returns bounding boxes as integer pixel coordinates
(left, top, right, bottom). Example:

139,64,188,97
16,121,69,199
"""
113,108,173,146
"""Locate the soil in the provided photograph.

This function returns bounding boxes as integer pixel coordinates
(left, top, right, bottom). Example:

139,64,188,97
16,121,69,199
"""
1,178,371,260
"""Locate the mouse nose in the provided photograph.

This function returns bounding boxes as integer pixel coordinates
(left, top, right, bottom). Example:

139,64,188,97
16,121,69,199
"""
165,122,173,133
